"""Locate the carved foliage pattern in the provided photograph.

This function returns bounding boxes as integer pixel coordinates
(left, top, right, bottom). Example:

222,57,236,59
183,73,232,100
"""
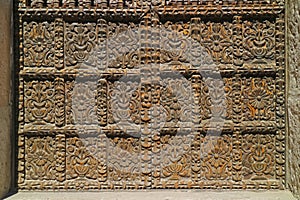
243,20,276,64
22,19,277,71
241,77,275,121
23,22,55,67
65,80,97,125
200,22,233,64
17,6,285,190
242,134,275,180
25,136,56,180
65,23,96,67
66,137,99,180
107,137,142,187
160,135,192,184
24,80,55,124
200,135,232,181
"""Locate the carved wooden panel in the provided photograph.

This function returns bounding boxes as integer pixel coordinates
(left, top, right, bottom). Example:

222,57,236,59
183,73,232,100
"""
17,0,285,190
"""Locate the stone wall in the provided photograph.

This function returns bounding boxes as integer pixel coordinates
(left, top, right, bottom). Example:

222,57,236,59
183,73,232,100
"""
0,0,12,198
287,0,300,199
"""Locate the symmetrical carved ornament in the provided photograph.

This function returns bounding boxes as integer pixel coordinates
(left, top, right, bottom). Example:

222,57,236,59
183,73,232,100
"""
17,0,285,191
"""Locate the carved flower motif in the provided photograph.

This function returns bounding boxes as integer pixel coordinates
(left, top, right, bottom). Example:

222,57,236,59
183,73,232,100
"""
201,136,231,180
27,24,48,51
243,135,274,179
23,22,55,66
65,23,96,65
248,87,269,109
243,21,275,62
201,23,232,63
162,161,188,180
32,36,46,53
75,181,89,190
206,139,228,169
245,79,273,118
209,34,230,53
33,150,48,166
109,30,138,55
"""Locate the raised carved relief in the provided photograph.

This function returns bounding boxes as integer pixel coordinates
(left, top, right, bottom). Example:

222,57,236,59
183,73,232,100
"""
66,137,99,180
243,20,276,64
107,137,142,188
25,136,56,180
65,23,96,67
24,80,55,125
200,135,232,181
23,22,55,67
160,135,192,183
241,78,275,121
108,80,140,128
66,80,97,125
242,134,275,180
17,0,285,191
200,22,233,65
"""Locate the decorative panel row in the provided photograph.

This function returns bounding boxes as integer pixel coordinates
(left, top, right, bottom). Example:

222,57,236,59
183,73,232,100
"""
19,0,284,9
22,18,277,71
20,133,280,190
21,76,277,132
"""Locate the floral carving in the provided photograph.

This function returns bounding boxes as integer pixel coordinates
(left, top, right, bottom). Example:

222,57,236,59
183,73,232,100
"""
109,80,140,123
242,134,275,180
242,78,275,121
67,80,97,125
66,137,99,180
243,20,276,64
23,21,55,67
65,23,96,66
161,77,194,127
55,78,65,127
107,27,139,69
24,80,55,124
25,136,56,180
160,135,192,182
107,137,141,184
200,22,233,64
200,135,232,180
17,4,286,190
